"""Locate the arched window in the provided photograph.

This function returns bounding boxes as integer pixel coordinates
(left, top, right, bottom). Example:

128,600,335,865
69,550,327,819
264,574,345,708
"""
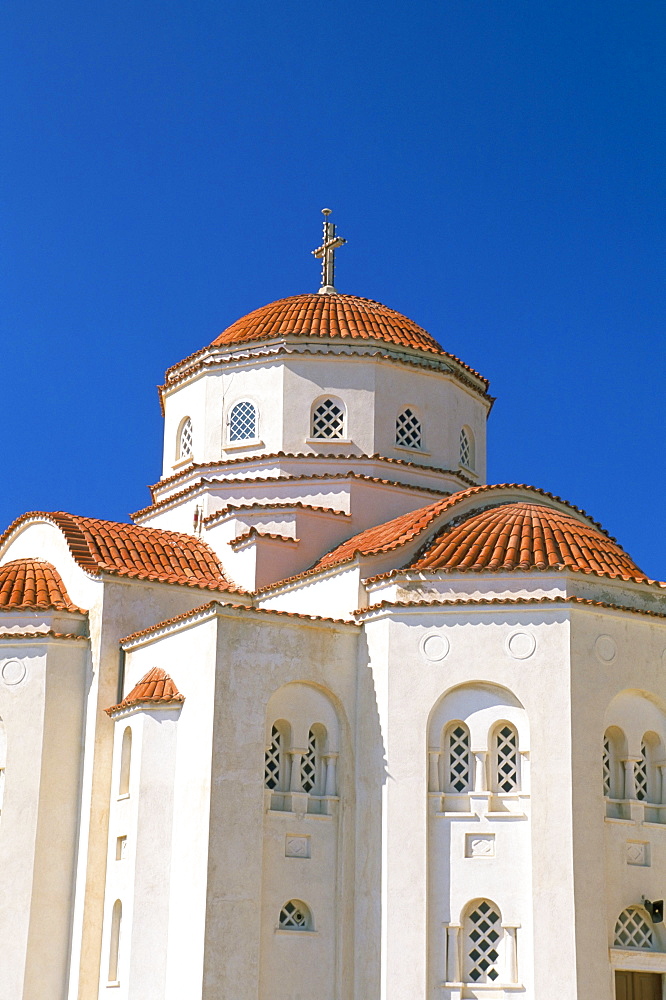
301,725,327,795
395,408,422,449
493,723,519,793
178,417,193,460
444,722,471,793
459,427,474,469
229,401,257,442
265,721,290,791
603,727,626,800
614,907,653,950
119,727,132,797
464,900,502,983
279,899,313,931
311,398,345,439
638,732,662,804
108,900,122,982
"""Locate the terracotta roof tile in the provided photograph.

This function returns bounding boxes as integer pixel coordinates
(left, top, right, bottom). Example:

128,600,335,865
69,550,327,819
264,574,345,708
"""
0,512,236,593
410,502,647,582
106,666,184,715
353,595,666,620
0,630,88,642
0,558,84,612
175,294,490,386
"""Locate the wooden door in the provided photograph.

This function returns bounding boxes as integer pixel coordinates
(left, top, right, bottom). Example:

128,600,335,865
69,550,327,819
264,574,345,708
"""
615,970,662,1000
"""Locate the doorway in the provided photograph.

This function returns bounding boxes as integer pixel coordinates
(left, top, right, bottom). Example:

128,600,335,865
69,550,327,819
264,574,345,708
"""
615,971,662,1000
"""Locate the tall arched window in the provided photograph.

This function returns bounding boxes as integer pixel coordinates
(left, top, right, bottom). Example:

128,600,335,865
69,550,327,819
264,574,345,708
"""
279,899,313,931
301,725,327,795
311,398,345,439
108,900,122,982
638,731,662,804
464,900,502,983
178,417,193,460
229,401,257,442
119,727,132,797
493,723,519,793
265,721,290,792
444,722,471,794
614,907,653,950
459,427,474,469
395,408,422,449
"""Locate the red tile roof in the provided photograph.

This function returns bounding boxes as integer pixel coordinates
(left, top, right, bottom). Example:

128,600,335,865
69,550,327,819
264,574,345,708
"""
201,294,489,386
307,484,648,584
0,512,235,592
106,666,184,715
410,502,647,581
0,558,83,612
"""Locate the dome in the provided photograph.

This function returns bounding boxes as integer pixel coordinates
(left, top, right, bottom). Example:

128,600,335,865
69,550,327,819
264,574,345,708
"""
409,502,648,581
0,558,81,611
208,293,487,381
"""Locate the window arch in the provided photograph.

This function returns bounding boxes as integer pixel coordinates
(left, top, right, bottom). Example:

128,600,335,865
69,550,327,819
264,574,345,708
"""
108,900,122,982
464,900,502,983
279,899,313,931
395,407,422,449
459,426,474,469
614,907,654,950
301,724,327,795
493,722,519,793
311,397,345,439
178,417,193,460
265,720,290,792
228,400,257,442
638,731,662,804
119,727,132,797
603,726,626,802
443,722,472,794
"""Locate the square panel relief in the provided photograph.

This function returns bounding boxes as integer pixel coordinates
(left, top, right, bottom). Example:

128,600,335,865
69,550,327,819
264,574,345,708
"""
626,841,650,867
465,833,495,858
285,835,310,859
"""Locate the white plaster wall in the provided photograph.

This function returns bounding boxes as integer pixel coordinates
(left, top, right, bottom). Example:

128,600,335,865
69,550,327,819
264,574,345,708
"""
258,566,362,621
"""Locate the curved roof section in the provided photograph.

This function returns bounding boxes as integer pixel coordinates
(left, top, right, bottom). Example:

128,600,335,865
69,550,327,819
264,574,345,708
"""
0,558,82,612
0,512,234,592
204,293,488,387
106,666,184,716
410,502,647,581
308,484,648,584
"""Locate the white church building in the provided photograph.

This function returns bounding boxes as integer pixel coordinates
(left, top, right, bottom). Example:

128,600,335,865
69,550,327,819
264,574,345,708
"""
1,215,665,1000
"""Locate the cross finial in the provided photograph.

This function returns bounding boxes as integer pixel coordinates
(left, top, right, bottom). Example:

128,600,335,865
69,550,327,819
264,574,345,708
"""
311,208,346,294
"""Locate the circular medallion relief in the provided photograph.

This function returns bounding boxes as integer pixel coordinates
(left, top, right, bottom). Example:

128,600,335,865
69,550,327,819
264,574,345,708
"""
420,633,450,661
595,635,617,663
506,631,536,660
2,658,26,686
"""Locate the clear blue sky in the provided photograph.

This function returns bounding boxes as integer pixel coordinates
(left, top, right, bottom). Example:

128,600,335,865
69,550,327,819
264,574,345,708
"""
2,1,664,576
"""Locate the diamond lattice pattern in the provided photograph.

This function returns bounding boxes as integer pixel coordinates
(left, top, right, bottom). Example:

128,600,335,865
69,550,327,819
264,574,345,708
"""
279,900,309,930
467,901,501,982
264,725,281,790
229,401,257,442
603,737,611,796
460,428,471,467
396,408,422,449
635,743,648,801
614,908,653,950
301,729,317,793
447,725,471,793
312,399,344,439
180,418,193,458
496,725,519,793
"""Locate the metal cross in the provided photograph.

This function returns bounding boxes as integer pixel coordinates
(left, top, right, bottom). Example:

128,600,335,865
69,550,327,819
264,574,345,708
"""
311,208,346,293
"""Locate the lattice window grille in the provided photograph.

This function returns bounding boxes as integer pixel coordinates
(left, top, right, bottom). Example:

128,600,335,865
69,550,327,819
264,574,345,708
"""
312,399,345,439
614,908,653,950
460,428,471,467
279,900,309,930
265,725,282,790
447,725,471,793
396,408,422,449
301,729,317,794
180,419,193,459
603,737,611,797
496,725,519,793
467,901,501,982
635,744,648,801
229,401,257,442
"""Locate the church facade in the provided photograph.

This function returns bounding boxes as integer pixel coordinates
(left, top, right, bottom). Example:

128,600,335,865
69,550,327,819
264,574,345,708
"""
1,221,665,1000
